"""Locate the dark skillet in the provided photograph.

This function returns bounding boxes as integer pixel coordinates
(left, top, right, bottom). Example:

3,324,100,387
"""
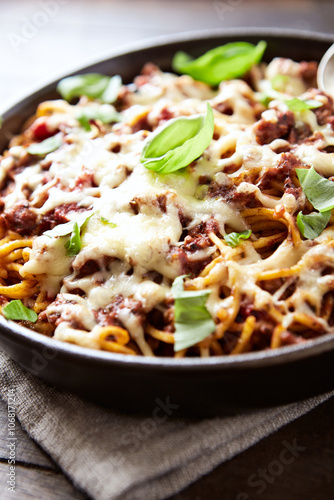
1,28,334,416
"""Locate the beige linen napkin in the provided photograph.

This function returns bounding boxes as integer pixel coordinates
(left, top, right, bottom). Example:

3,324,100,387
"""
0,348,332,500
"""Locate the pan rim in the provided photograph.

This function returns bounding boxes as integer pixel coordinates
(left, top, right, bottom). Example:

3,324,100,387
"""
1,315,334,370
1,26,334,118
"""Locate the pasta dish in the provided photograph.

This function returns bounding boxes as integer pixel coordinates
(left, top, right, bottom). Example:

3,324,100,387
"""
1,41,334,358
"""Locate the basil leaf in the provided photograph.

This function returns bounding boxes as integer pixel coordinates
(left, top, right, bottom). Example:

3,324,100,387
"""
65,222,81,257
172,275,215,352
100,75,122,104
286,98,322,112
3,300,38,323
141,102,214,173
172,41,267,86
57,74,122,103
100,217,117,227
27,133,62,156
296,167,334,212
44,210,95,238
258,93,272,107
259,81,323,112
271,74,289,91
296,210,331,239
76,106,121,132
45,212,94,256
224,230,252,248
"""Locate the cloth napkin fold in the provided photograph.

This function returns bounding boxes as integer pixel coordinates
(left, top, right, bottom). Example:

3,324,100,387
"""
0,348,332,500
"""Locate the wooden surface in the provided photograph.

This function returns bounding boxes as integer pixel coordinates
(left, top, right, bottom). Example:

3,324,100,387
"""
0,396,333,500
1,0,334,498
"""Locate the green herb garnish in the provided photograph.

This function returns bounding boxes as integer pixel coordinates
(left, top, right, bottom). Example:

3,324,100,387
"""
296,211,331,240
271,74,289,91
76,106,121,131
43,210,95,238
27,133,62,156
141,102,214,173
3,300,38,323
57,74,122,103
259,80,322,112
172,275,215,352
296,167,334,212
258,94,272,107
172,41,267,86
224,230,252,248
295,167,334,239
100,217,117,227
285,98,322,112
64,222,81,257
44,211,94,256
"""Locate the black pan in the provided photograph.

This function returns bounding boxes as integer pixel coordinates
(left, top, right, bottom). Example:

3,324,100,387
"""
1,28,334,416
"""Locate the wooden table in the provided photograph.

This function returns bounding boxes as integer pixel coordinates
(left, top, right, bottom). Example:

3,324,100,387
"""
0,1,334,498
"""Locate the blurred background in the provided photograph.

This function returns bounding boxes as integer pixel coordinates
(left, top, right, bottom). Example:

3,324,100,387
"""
1,0,333,106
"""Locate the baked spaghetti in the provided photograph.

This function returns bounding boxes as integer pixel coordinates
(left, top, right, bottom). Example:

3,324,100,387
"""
1,43,334,358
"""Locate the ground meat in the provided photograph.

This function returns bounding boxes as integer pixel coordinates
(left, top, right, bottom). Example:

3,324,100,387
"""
251,324,274,350
287,122,312,144
176,247,212,277
171,223,214,276
271,144,291,154
72,169,96,190
131,115,152,133
198,175,211,185
134,63,160,87
76,260,101,279
156,194,167,213
39,294,77,326
129,194,167,215
1,201,37,236
41,311,60,325
307,89,334,126
95,295,145,327
182,234,209,252
150,306,174,338
258,278,285,294
142,270,163,284
208,182,258,209
257,152,303,200
278,152,304,172
219,330,239,354
213,102,233,115
178,210,191,228
155,107,174,126
280,331,305,346
129,198,139,215
301,130,326,148
237,300,257,321
284,180,303,200
183,218,219,252
110,143,121,153
38,203,86,233
254,111,295,145
299,61,318,88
